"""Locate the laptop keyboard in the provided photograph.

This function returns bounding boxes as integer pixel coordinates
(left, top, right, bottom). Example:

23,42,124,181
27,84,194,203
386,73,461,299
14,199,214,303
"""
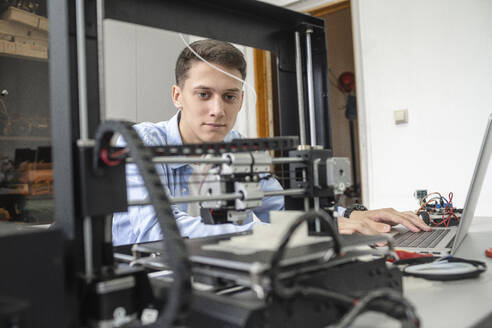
393,229,451,248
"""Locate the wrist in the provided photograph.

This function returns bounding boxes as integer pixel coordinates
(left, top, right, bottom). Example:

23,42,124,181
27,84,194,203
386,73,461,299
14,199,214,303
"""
343,204,368,218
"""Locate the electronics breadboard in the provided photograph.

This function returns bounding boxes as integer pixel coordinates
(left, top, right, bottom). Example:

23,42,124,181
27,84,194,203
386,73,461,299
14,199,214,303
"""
414,190,462,227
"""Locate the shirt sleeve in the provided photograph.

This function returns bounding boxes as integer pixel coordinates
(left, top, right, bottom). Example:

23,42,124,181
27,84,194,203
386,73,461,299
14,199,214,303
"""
113,163,257,244
253,174,285,223
338,206,346,217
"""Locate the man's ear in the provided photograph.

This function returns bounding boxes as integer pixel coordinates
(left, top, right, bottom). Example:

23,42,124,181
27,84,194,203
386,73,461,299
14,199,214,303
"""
172,85,182,109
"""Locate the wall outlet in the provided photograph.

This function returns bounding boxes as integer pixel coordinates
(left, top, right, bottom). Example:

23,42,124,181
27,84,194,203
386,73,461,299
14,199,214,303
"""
394,109,408,124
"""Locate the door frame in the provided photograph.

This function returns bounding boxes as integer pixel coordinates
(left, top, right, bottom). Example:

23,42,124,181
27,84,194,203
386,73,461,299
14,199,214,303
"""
253,0,370,205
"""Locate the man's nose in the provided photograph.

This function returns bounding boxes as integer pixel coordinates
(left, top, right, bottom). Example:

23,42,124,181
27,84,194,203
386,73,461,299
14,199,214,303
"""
209,95,226,118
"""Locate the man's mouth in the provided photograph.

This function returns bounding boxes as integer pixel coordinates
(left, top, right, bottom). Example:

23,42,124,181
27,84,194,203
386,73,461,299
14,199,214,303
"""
203,123,226,128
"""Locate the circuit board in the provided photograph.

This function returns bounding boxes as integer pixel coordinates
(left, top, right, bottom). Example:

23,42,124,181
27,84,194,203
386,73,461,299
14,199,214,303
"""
414,190,462,227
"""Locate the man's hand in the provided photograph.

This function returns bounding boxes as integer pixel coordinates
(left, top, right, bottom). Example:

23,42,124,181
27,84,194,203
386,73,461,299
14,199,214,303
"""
338,208,431,235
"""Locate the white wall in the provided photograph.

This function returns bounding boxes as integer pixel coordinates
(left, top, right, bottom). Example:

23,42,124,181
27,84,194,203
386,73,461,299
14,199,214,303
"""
351,0,492,215
104,20,184,123
235,46,258,138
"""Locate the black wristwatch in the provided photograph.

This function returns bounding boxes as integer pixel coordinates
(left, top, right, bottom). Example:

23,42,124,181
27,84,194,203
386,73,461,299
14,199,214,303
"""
343,203,368,218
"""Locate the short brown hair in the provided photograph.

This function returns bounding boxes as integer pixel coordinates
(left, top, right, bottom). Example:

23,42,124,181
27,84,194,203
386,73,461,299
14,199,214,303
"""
175,39,247,87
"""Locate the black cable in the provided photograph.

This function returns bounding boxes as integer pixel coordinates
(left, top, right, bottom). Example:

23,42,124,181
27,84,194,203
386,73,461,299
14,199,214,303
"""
401,256,487,281
326,288,420,328
93,121,191,328
268,210,418,328
269,210,342,299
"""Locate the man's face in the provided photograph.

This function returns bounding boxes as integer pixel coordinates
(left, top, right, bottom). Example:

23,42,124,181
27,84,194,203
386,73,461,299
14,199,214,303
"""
172,61,244,144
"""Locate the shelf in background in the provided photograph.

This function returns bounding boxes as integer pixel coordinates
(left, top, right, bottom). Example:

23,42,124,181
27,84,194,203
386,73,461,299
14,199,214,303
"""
0,51,48,62
0,190,53,199
0,136,50,142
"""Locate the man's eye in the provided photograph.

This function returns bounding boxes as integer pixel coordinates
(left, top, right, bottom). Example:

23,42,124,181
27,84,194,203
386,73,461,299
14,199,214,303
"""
198,92,209,99
224,94,237,101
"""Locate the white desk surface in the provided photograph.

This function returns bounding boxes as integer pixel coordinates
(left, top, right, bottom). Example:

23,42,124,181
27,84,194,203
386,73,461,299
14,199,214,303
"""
353,216,492,328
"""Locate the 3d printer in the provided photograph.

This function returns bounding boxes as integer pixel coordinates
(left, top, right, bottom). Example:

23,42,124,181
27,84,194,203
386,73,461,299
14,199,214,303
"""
0,1,419,327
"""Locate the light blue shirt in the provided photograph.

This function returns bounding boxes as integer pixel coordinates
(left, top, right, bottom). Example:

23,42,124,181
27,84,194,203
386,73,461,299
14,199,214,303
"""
112,111,285,245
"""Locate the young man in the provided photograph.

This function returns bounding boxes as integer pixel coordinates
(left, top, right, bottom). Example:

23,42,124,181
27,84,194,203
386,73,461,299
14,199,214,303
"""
112,39,429,246
112,40,284,245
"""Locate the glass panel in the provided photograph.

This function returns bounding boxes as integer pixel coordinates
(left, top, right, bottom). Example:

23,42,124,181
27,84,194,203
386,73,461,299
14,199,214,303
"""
104,24,283,245
0,0,52,225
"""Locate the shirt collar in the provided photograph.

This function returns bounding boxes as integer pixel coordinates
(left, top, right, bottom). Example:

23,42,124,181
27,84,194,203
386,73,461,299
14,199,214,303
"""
166,111,187,170
167,110,184,145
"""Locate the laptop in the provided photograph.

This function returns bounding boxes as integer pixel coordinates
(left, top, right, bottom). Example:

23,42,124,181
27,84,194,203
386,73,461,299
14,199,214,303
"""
392,113,492,255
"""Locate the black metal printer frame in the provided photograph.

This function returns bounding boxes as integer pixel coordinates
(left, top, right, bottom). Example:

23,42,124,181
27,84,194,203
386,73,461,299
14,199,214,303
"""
47,1,335,326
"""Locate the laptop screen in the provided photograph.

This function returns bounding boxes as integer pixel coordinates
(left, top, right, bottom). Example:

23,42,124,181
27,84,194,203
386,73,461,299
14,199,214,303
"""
451,114,492,254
